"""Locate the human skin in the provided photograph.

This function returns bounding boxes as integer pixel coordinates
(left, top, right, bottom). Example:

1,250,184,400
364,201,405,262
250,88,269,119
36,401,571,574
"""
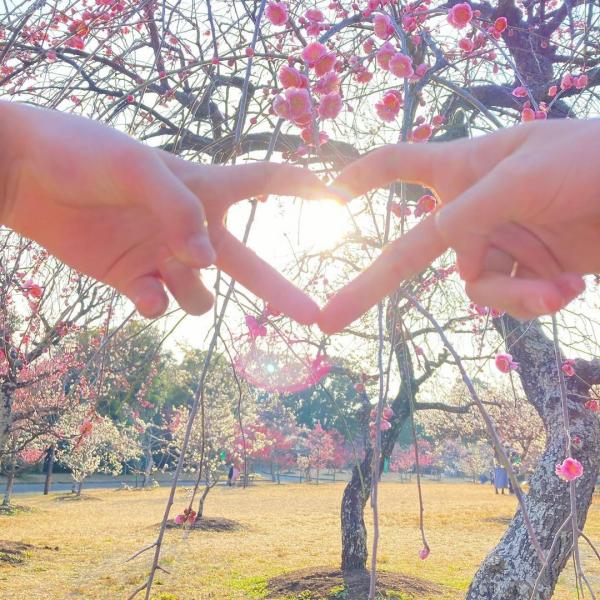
0,101,328,324
320,119,600,333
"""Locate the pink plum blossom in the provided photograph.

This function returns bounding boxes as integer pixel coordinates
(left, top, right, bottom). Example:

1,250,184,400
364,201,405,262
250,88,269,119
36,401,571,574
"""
376,41,396,70
495,353,518,373
555,457,583,482
419,546,430,560
561,359,576,377
521,107,535,122
278,65,308,89
318,92,342,119
314,51,336,76
389,52,414,78
414,194,436,216
313,71,340,95
512,85,528,97
412,123,433,142
561,73,574,90
302,41,327,66
373,13,393,39
448,3,473,29
375,90,403,121
272,87,312,121
245,315,267,339
265,1,288,26
459,38,474,52
575,74,588,89
493,16,507,32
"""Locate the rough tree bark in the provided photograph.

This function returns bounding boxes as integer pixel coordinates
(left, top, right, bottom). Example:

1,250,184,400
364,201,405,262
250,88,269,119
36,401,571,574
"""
341,338,416,572
467,316,600,600
341,446,373,572
43,444,55,495
2,453,16,506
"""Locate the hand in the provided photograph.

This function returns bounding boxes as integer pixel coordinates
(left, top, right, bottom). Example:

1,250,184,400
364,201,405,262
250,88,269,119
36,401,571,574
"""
319,119,599,333
1,102,328,323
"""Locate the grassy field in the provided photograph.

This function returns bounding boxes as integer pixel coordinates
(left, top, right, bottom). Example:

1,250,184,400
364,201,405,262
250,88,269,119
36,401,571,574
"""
0,481,598,599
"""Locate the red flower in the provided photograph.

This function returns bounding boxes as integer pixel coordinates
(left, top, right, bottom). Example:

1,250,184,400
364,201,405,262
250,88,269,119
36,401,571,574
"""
448,3,473,29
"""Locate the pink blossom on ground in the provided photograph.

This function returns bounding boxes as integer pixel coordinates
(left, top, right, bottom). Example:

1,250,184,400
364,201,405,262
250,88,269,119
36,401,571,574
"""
389,52,414,78
318,92,342,119
495,353,518,373
265,1,288,26
376,41,396,70
419,546,430,560
555,457,583,482
561,359,576,377
302,41,327,66
448,3,473,29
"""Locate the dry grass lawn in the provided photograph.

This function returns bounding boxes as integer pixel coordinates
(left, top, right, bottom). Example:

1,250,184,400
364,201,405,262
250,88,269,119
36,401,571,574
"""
0,481,598,599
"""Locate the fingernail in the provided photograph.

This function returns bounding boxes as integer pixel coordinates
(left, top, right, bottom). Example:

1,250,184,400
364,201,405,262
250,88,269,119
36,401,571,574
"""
524,295,552,315
135,293,166,319
556,273,586,298
187,235,216,266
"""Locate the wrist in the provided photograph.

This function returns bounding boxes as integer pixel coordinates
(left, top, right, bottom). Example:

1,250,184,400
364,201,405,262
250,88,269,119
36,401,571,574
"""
0,101,26,227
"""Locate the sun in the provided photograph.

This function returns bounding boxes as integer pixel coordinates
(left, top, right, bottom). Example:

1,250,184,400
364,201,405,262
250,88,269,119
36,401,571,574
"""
294,198,352,253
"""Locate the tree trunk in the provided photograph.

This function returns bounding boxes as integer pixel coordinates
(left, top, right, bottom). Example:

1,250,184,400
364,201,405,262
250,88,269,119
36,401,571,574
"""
2,456,16,506
340,345,415,572
43,444,55,495
0,382,14,456
141,444,154,488
76,480,83,496
467,316,600,600
341,447,373,572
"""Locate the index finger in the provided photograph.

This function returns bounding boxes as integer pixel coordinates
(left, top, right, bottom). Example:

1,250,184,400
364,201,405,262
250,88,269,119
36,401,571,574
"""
328,143,445,201
208,163,333,207
318,215,447,334
215,229,319,325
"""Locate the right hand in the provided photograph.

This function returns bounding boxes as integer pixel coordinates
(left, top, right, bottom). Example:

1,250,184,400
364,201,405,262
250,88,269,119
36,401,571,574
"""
320,119,599,333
